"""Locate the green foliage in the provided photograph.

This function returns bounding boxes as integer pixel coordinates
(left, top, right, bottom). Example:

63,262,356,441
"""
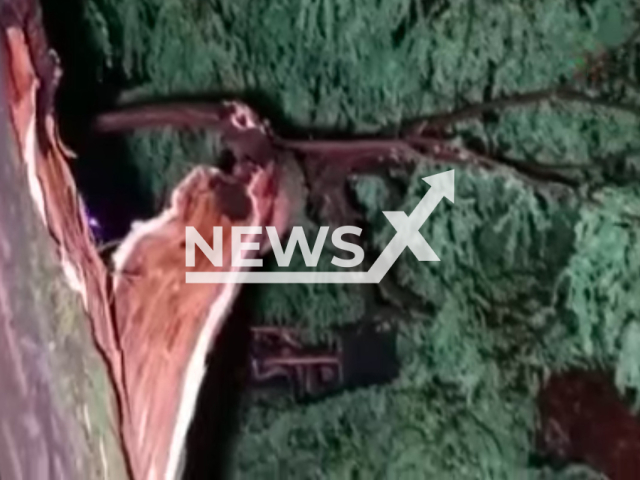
370,167,578,308
236,162,640,478
560,187,640,403
76,0,640,478
540,465,609,480
235,384,537,480
253,248,365,343
84,0,640,205
124,128,223,208
89,0,631,123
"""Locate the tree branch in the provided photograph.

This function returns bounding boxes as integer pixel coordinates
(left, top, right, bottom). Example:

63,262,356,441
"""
403,27,640,135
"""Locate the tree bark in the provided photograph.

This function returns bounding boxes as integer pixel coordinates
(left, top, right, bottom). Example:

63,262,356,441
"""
0,25,129,480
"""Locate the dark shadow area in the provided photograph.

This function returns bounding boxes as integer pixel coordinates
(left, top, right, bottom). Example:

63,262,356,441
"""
181,285,256,480
38,0,154,241
536,369,640,479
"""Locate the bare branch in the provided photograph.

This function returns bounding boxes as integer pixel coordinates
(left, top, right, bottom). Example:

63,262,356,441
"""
95,103,233,131
404,27,640,135
403,88,558,135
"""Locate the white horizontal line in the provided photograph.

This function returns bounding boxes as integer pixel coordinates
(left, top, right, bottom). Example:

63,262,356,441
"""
186,271,377,284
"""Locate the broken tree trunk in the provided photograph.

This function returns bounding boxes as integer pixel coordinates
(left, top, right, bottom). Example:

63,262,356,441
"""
2,4,285,479
0,22,129,480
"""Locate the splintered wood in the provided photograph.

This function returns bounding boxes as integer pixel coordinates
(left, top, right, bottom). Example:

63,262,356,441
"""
3,23,279,480
111,166,276,480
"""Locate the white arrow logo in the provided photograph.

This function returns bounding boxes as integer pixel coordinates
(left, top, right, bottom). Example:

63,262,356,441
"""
187,170,455,283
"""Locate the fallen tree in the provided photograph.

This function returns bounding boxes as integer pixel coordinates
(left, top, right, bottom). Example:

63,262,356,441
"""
4,0,640,479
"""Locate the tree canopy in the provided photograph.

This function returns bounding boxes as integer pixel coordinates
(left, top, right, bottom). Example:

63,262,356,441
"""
73,0,640,477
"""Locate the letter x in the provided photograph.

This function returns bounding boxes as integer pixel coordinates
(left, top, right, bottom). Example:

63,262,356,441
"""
383,210,439,261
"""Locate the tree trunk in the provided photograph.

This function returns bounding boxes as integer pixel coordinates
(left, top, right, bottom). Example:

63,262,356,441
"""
0,29,130,480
